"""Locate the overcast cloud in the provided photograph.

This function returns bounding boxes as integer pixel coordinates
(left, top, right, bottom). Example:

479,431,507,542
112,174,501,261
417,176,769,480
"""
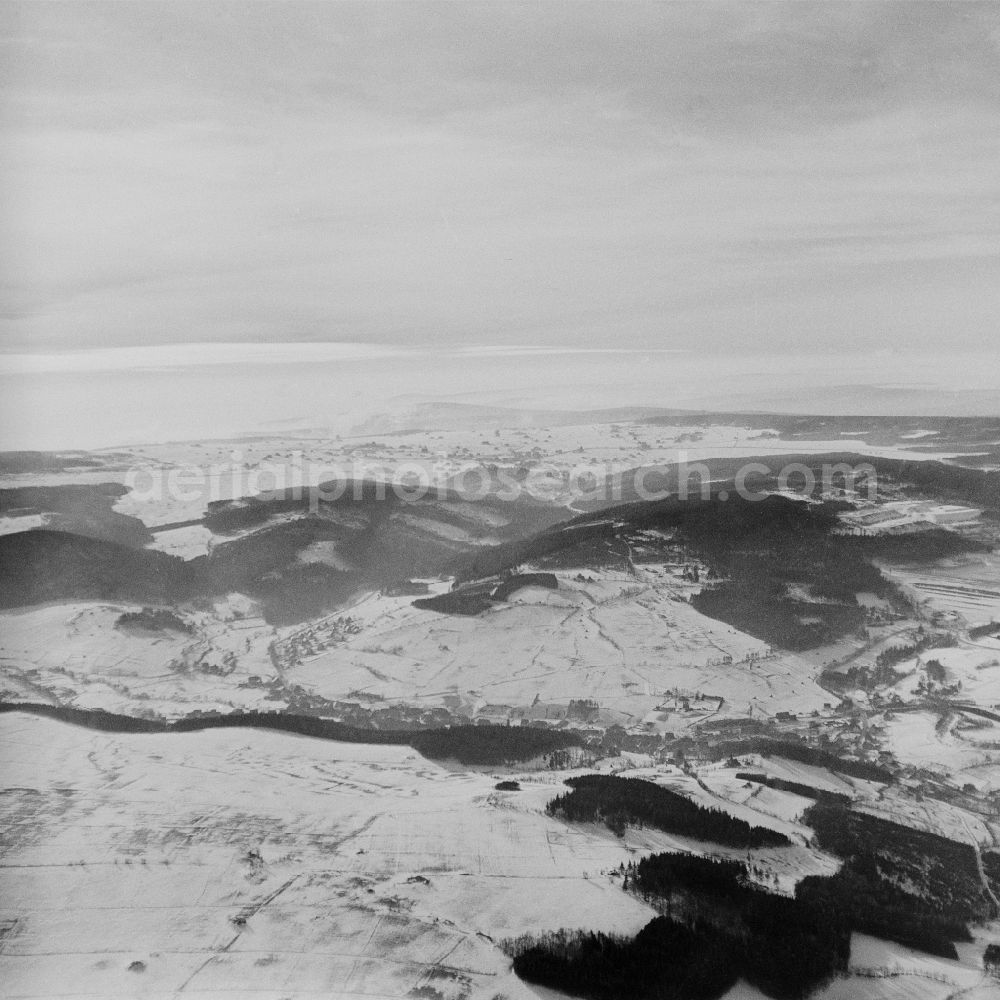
2,1,999,356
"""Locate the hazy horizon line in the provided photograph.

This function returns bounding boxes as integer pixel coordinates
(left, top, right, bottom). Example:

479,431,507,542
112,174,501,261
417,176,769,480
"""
3,341,995,376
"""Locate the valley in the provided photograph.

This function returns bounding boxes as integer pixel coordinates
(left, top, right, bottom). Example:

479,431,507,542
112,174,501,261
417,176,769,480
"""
2,406,999,1000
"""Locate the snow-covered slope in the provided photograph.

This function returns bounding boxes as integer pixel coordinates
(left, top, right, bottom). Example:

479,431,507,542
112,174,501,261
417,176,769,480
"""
0,712,660,999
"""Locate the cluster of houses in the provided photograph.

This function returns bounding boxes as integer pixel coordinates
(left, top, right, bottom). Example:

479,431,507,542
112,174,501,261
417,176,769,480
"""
268,615,363,668
472,696,601,730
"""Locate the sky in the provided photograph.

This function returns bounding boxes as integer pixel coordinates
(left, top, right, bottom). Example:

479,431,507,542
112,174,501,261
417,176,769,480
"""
1,1,999,360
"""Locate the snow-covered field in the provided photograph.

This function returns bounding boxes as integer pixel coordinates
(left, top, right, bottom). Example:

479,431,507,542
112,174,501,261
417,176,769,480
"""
0,711,730,1000
812,932,997,1000
147,523,215,560
0,566,829,727
0,417,973,531
0,514,47,536
0,602,286,718
4,713,996,1000
880,644,1000,708
880,711,1000,789
285,570,828,724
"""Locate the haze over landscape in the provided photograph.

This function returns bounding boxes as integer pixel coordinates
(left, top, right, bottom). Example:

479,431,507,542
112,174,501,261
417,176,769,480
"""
2,5,1000,1000
3,2,1000,449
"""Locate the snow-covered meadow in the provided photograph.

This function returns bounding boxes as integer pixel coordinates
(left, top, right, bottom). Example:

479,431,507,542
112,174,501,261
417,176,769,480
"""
0,711,741,1000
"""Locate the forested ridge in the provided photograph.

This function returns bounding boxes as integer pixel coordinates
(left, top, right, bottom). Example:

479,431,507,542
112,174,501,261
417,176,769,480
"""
800,800,994,952
547,774,789,846
0,702,581,765
448,492,985,649
512,781,994,999
511,854,850,1000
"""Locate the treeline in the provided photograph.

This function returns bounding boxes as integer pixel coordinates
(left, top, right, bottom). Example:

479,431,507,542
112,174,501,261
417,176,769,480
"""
546,774,789,847
0,530,198,609
0,482,151,548
511,854,850,1000
635,854,851,998
248,562,356,625
805,801,989,919
196,517,360,624
115,608,193,634
796,868,969,959
983,851,1000,901
969,621,1000,640
413,589,494,616
0,515,440,625
708,740,892,784
511,819,990,1000
492,572,559,600
415,572,560,617
661,496,893,651
509,919,740,1000
861,528,986,563
692,587,866,651
203,479,436,534
0,703,580,765
635,845,973,966
410,725,579,765
857,456,1000,514
448,489,986,651
800,801,991,956
453,521,613,584
580,446,1000,514
875,633,954,670
450,494,900,650
178,710,581,766
735,772,850,806
615,495,896,650
0,450,104,474
764,742,891,783
0,486,564,624
841,661,905,690
203,497,279,533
